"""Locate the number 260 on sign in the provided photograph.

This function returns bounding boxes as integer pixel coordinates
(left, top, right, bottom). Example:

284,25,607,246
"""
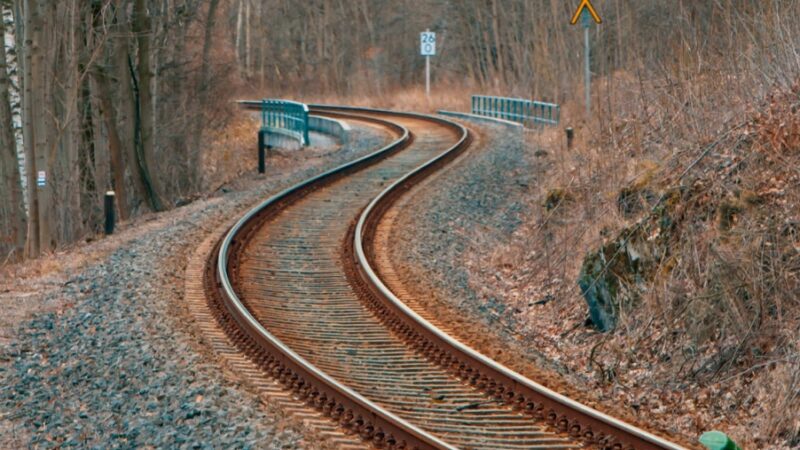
420,32,436,56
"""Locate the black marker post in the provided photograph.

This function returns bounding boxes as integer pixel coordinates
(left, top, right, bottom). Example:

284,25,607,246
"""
104,191,116,235
258,128,267,174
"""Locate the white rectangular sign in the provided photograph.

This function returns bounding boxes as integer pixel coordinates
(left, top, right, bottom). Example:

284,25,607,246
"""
420,31,436,56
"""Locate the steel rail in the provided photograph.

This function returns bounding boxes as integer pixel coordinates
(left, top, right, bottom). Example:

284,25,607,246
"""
217,104,688,449
350,111,689,450
215,108,458,449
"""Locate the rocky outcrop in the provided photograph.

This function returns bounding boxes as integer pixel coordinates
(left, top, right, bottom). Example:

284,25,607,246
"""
578,190,679,331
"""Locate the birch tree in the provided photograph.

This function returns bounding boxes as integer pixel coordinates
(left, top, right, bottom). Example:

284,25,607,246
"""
0,5,25,261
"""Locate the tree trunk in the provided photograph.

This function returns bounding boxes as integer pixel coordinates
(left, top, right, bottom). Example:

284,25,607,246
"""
0,9,26,261
244,0,251,76
235,0,243,74
132,0,163,211
87,1,125,220
92,66,130,220
21,0,39,257
89,76,110,210
56,0,84,244
111,6,149,212
490,0,505,87
31,0,54,252
199,0,220,106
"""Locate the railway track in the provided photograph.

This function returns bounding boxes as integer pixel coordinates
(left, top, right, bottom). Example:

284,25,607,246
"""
202,106,688,450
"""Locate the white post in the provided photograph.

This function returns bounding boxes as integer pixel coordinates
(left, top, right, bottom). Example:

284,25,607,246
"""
425,55,430,98
425,28,432,98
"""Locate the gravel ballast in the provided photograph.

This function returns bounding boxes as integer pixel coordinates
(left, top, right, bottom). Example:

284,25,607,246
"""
0,125,389,449
391,121,539,342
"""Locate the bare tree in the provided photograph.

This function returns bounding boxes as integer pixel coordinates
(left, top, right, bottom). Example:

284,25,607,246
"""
0,5,26,261
132,0,162,211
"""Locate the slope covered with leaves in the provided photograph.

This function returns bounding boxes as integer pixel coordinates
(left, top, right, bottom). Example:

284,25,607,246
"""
580,83,800,444
470,80,799,448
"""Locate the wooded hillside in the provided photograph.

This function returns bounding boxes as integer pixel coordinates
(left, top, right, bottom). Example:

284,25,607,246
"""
1,0,798,262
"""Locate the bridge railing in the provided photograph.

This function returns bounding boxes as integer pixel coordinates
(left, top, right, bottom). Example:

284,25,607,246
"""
471,95,560,127
260,99,310,146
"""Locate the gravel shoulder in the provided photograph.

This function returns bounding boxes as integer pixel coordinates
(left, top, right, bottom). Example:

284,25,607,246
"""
388,121,550,360
0,124,389,449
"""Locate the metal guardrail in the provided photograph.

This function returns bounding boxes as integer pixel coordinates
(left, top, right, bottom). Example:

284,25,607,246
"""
260,99,310,146
308,115,351,146
471,95,560,127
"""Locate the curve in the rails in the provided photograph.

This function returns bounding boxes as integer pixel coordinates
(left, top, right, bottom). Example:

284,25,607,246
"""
213,106,686,450
216,108,577,449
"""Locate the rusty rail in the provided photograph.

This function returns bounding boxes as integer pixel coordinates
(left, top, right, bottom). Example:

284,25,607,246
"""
212,105,689,450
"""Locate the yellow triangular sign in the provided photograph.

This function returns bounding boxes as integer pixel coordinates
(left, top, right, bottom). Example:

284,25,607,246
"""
570,0,602,25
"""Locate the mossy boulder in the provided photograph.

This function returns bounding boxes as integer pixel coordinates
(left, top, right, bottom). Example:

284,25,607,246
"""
578,244,623,331
578,195,678,331
577,231,648,331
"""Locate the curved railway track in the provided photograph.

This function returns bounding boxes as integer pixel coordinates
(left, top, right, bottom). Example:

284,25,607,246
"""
202,106,688,450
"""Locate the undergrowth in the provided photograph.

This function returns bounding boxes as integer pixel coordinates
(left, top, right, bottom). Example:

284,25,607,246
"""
477,71,799,447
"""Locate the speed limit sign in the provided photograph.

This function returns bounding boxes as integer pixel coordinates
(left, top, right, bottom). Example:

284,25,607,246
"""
420,31,436,56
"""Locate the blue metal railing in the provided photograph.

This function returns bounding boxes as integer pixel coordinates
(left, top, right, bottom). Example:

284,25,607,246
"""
471,95,560,127
260,99,310,146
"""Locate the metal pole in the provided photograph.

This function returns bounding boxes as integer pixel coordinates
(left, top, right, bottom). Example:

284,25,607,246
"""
303,109,309,146
584,25,591,114
261,99,266,128
425,55,430,98
258,130,266,174
565,127,575,150
104,191,116,235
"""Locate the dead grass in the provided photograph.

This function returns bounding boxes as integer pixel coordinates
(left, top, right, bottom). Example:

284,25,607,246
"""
473,65,800,448
199,113,261,192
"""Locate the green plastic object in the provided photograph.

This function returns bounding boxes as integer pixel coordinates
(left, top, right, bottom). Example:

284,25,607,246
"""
699,431,741,450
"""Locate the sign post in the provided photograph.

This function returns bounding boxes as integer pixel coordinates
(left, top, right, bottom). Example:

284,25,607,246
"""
570,0,601,115
426,52,430,97
420,30,436,98
583,13,591,114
